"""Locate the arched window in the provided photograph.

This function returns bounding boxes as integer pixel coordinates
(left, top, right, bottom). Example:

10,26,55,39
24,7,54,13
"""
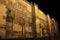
6,9,13,22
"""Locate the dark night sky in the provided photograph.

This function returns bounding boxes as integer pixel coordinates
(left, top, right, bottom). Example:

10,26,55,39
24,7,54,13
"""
27,0,60,33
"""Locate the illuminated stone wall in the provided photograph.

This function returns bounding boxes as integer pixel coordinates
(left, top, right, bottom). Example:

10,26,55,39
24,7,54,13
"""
0,0,59,38
34,4,48,37
0,3,7,26
0,3,7,38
